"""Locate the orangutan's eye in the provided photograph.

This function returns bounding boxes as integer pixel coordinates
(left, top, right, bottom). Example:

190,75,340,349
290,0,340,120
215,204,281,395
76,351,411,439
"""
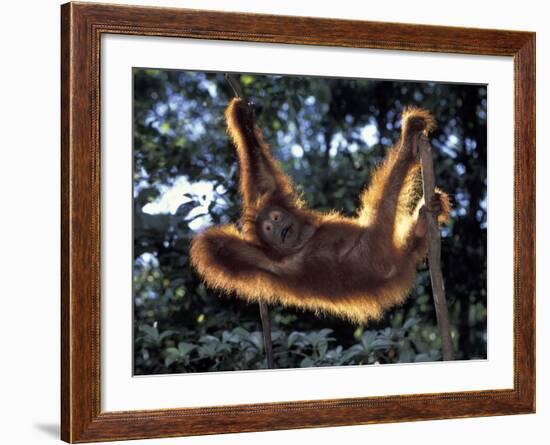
270,210,282,222
263,221,273,233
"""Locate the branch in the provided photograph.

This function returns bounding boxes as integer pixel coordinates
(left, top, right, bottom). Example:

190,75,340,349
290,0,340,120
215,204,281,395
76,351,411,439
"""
225,74,247,101
259,301,275,369
224,73,275,369
418,134,455,361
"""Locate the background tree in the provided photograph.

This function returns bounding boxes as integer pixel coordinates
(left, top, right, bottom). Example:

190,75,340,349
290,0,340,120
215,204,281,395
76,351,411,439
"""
133,69,487,374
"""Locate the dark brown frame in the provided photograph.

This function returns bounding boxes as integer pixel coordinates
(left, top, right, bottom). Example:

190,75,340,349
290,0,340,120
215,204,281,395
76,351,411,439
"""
61,2,536,442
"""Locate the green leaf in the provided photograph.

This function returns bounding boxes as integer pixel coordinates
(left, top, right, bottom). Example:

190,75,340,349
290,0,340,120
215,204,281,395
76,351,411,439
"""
319,328,334,338
164,355,179,367
199,335,219,344
287,331,303,348
317,341,328,359
163,347,181,367
218,343,232,353
370,338,395,350
249,332,264,351
360,331,376,350
159,330,177,341
402,317,420,331
164,347,180,357
222,331,236,344
232,327,250,339
198,343,218,358
341,345,362,363
178,342,197,356
139,325,159,341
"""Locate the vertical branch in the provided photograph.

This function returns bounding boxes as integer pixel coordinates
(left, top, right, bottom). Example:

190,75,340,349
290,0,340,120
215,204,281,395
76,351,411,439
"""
259,301,275,369
225,73,275,369
225,73,247,101
418,134,455,361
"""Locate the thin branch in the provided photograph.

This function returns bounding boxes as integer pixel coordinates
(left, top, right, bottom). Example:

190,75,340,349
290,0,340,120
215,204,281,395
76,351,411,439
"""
418,134,455,361
225,74,247,101
224,73,275,369
259,301,275,369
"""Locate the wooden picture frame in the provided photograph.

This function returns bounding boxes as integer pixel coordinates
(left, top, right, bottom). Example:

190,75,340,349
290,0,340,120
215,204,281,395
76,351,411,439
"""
61,2,535,442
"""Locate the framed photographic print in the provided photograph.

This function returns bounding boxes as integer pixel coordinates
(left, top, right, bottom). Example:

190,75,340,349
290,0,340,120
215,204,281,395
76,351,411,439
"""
61,2,535,442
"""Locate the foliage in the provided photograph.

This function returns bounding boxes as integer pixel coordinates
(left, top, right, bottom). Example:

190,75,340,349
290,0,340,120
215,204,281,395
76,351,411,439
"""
135,318,442,373
133,69,487,374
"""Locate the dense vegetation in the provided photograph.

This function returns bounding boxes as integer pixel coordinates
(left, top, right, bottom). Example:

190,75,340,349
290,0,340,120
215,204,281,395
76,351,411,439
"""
133,69,487,374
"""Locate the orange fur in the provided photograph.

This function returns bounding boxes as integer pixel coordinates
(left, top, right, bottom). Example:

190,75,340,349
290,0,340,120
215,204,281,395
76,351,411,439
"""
189,99,450,324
